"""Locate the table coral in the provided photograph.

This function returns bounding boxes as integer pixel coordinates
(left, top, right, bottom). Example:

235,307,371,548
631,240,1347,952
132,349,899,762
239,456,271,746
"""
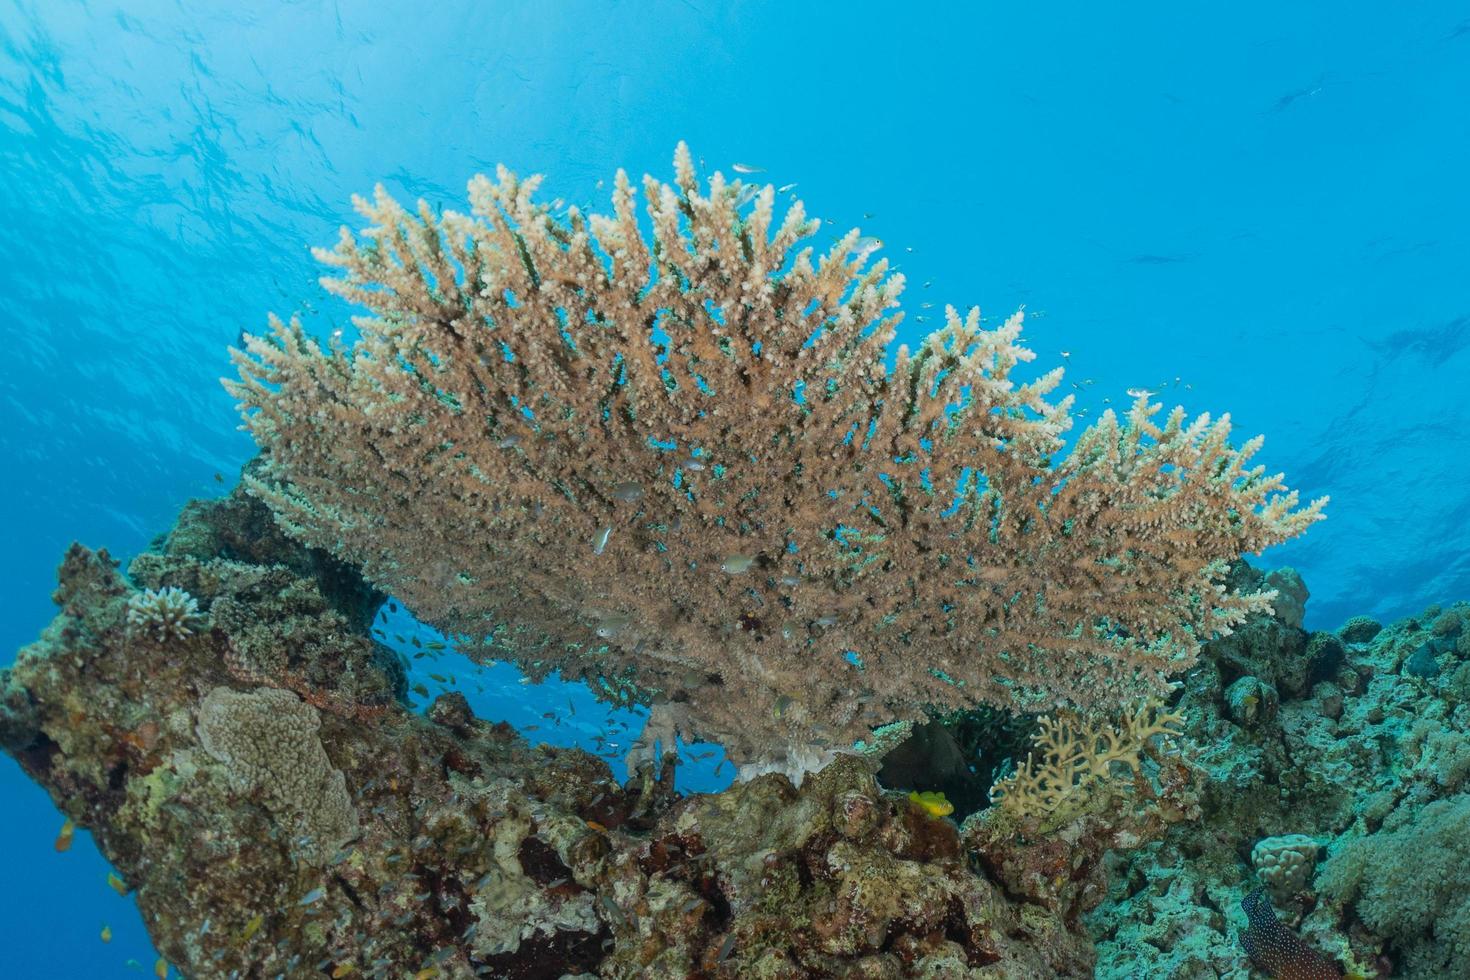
225,143,1325,772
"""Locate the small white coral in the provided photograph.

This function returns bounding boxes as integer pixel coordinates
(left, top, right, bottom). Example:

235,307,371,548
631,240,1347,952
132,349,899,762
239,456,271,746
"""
126,587,201,643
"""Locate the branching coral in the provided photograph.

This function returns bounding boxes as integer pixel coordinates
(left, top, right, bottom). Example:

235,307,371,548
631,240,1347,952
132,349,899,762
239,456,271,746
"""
126,585,202,642
224,143,1325,767
987,701,1186,830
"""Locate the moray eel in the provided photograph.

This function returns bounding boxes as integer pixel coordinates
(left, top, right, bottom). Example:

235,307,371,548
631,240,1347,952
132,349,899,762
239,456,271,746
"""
1240,888,1345,980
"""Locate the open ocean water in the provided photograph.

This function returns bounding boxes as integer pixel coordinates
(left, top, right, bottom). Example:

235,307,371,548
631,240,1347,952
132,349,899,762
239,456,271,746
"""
1,2,1467,976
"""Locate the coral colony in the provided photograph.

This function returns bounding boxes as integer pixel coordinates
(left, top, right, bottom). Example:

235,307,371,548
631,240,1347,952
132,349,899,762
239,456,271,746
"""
4,146,1463,977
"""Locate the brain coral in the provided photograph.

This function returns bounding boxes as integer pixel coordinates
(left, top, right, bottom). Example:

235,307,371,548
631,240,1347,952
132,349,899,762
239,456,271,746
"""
195,686,358,862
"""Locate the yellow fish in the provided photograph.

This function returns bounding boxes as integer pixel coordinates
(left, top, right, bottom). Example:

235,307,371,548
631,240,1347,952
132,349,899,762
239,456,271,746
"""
100,924,112,943
154,957,169,978
55,817,75,853
908,790,954,818
238,913,263,944
107,871,128,895
331,964,356,978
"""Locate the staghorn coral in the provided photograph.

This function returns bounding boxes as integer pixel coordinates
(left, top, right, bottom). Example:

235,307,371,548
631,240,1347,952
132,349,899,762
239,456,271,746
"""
195,685,359,863
126,586,202,642
225,143,1325,768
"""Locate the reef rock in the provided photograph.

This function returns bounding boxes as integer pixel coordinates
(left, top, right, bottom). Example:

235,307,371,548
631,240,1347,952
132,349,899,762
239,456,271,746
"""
0,486,1093,978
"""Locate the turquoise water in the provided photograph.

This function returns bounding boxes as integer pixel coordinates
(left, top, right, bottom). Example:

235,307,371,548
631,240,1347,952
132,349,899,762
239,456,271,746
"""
1,2,1467,974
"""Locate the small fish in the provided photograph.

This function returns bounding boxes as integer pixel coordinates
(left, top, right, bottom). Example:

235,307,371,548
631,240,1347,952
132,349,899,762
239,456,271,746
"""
850,236,881,255
426,640,446,651
107,872,128,895
776,182,797,193
1126,387,1157,399
412,683,429,698
238,913,263,944
731,163,764,174
721,554,754,574
100,925,112,943
586,820,607,833
411,636,422,648
212,472,223,483
55,817,75,852
125,960,142,972
297,887,326,906
429,673,448,683
154,957,169,979
908,790,955,818
331,965,356,978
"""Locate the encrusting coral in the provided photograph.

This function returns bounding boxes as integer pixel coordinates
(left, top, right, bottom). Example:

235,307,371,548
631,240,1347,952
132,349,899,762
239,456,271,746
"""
195,685,359,864
225,144,1325,771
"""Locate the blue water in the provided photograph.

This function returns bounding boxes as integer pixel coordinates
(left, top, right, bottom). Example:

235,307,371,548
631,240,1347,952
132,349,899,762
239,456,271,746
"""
2,2,1467,973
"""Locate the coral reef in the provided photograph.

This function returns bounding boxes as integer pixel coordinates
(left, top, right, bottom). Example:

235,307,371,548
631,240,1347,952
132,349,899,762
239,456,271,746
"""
224,144,1325,769
1085,566,1470,979
1,486,1105,978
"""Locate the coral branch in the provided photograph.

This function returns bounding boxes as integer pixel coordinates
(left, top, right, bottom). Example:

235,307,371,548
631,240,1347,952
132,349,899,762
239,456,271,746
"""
224,144,1326,767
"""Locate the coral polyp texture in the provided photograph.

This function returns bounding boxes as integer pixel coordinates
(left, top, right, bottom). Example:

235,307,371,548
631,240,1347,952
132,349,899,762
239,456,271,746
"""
126,585,201,642
225,144,1325,766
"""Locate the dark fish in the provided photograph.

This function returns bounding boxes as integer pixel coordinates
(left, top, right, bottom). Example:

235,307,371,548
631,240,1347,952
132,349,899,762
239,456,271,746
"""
1239,888,1343,979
